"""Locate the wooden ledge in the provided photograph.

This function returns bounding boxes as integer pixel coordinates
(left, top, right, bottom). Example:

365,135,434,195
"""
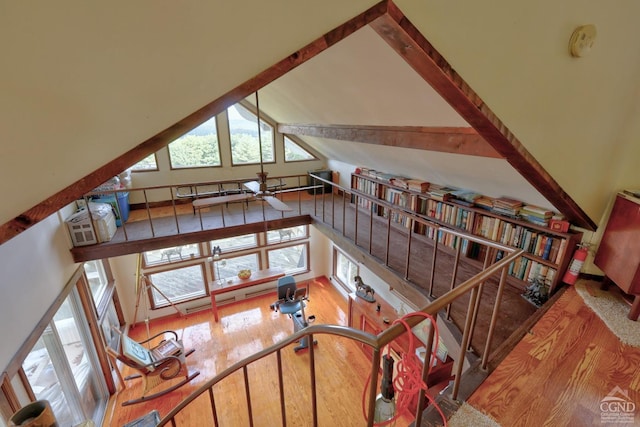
211,267,285,295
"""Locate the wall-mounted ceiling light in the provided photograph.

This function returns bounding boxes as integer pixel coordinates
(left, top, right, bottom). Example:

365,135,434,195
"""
569,24,597,58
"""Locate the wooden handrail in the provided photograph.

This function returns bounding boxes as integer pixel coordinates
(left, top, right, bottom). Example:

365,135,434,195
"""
157,248,521,426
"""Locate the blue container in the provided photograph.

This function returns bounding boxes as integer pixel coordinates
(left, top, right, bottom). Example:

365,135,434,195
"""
116,192,130,226
94,192,129,226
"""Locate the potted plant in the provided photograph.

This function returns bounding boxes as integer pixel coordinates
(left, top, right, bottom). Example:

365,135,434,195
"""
522,276,550,308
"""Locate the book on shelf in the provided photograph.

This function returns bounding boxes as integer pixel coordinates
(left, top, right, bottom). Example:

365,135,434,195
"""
520,204,553,218
406,179,430,192
474,196,494,211
429,184,456,201
449,189,480,205
493,196,523,209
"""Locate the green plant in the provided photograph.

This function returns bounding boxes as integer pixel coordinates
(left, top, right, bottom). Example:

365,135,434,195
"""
522,276,550,307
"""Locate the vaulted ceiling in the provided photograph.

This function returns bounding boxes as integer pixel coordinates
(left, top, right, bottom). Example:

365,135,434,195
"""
5,0,640,245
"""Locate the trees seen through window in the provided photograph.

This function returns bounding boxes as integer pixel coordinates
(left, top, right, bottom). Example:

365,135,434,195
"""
168,117,221,169
228,103,274,165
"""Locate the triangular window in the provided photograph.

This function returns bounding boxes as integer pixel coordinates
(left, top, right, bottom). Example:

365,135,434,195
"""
284,136,316,162
228,104,274,165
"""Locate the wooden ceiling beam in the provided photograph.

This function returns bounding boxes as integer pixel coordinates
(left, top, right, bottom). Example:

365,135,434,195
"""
369,2,596,230
278,123,502,158
0,2,390,246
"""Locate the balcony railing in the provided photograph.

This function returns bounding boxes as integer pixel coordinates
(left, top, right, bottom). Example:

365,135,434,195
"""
80,173,324,244
84,173,523,426
156,245,522,426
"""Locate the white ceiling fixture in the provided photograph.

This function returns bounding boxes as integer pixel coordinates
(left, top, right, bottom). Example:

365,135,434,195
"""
569,24,597,58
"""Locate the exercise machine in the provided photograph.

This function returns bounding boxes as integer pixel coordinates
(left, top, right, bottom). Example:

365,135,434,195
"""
271,276,317,352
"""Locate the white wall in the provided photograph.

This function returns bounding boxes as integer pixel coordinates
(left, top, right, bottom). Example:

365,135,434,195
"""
0,205,80,372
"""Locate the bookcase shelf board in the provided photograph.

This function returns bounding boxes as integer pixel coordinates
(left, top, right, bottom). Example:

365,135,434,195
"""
350,171,583,294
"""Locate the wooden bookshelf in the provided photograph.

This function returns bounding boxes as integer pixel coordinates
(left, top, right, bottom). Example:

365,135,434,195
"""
350,172,583,293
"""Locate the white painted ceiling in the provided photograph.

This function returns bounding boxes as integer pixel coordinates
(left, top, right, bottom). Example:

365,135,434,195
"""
257,26,554,208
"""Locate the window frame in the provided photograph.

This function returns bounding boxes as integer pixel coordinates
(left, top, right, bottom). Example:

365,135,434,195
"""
147,263,209,309
333,247,359,292
213,252,262,283
167,116,222,170
210,234,259,254
283,135,318,163
265,225,308,245
227,102,276,166
267,242,310,275
141,243,202,268
130,153,159,172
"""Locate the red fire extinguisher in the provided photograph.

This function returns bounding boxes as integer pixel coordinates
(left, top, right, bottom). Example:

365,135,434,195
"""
562,243,589,285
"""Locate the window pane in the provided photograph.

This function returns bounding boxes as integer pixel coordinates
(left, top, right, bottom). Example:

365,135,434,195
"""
284,136,315,161
215,253,259,282
210,234,257,253
130,154,158,171
84,260,108,304
22,290,108,426
148,265,206,307
268,244,308,274
336,251,358,290
168,117,221,168
53,296,104,420
266,226,306,244
23,336,74,426
228,103,274,165
100,301,121,349
143,243,201,266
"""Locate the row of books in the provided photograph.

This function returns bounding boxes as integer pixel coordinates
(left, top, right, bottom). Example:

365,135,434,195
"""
415,198,568,264
353,172,574,279
353,176,379,212
356,168,398,184
382,188,411,228
355,171,561,229
356,168,430,193
508,257,557,284
421,199,475,232
390,177,430,192
471,216,568,264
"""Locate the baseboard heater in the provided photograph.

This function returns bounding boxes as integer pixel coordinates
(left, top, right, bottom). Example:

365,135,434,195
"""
185,302,212,314
245,288,276,299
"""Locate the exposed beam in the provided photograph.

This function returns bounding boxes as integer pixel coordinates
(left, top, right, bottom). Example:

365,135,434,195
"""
0,0,597,246
70,216,312,262
370,3,596,231
0,2,390,246
278,124,502,158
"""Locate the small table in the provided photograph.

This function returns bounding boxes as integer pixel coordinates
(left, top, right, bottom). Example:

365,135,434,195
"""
210,267,285,322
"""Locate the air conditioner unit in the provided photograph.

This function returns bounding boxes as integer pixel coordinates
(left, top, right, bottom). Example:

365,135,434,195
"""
65,202,116,247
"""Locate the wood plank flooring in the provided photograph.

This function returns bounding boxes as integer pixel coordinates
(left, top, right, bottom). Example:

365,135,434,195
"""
105,274,639,427
121,193,536,359
106,277,414,426
467,279,640,426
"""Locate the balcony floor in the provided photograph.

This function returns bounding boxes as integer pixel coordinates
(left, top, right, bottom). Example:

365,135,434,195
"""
467,279,640,426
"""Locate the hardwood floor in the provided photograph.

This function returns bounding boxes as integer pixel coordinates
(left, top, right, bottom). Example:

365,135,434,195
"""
123,193,536,359
106,278,640,426
105,198,640,427
107,277,414,426
467,279,640,426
